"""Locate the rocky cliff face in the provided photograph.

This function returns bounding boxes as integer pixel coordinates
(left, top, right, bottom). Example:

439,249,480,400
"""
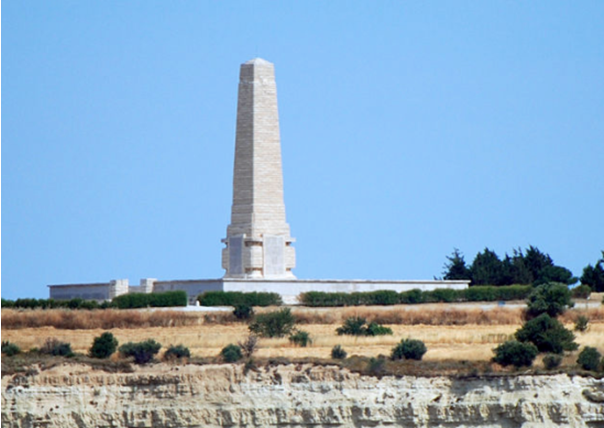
2,363,603,427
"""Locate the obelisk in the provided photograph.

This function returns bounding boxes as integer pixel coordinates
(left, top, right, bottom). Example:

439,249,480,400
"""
222,58,296,279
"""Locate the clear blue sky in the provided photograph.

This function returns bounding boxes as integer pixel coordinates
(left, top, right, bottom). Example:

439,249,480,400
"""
3,2,603,299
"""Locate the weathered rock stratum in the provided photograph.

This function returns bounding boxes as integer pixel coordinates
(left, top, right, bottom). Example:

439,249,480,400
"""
2,363,603,427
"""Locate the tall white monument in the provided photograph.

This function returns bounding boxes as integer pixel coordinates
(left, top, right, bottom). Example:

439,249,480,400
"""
49,58,470,303
222,58,296,279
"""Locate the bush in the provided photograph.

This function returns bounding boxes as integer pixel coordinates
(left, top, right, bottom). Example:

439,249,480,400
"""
391,339,427,361
515,313,578,354
571,284,592,299
221,344,243,363
399,289,425,304
492,340,538,367
89,332,118,359
526,282,573,319
238,335,259,358
163,344,190,361
233,304,254,321
197,291,282,307
112,291,187,309
336,317,368,335
1,297,102,310
543,354,562,370
367,355,387,374
1,341,21,356
41,338,74,357
1,298,15,308
248,308,295,338
331,345,347,360
289,330,312,347
577,347,602,371
336,317,392,336
119,339,161,364
574,315,589,332
298,286,532,307
366,322,393,336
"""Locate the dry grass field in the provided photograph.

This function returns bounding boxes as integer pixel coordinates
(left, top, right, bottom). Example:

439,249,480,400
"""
2,302,603,363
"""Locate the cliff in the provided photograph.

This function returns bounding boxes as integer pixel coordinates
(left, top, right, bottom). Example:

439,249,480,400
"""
2,363,603,427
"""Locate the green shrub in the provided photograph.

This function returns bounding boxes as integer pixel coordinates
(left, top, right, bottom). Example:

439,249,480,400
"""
1,298,15,308
298,286,532,307
198,291,282,307
492,340,538,367
336,317,368,336
289,330,312,347
221,344,243,363
399,289,425,304
119,339,161,364
331,345,347,359
1,341,21,356
336,317,392,336
248,308,295,338
571,284,592,299
233,304,254,321
543,354,562,370
163,344,190,361
526,282,573,319
515,314,578,354
424,288,460,303
112,291,187,309
367,355,386,374
41,338,74,357
577,347,602,371
574,315,589,332
391,339,427,361
2,297,103,310
366,322,393,336
89,332,118,359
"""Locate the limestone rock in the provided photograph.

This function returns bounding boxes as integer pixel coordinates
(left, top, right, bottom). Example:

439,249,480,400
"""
2,363,603,427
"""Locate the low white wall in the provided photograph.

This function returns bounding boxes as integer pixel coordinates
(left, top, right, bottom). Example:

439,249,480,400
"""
49,278,470,306
49,283,113,301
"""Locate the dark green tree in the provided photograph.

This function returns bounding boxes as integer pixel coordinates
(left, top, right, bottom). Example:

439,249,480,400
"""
442,249,471,280
502,248,532,285
526,282,573,319
248,308,295,338
470,248,504,285
577,347,602,371
221,344,243,363
580,251,604,292
119,339,161,364
89,332,118,359
523,245,554,282
515,314,578,354
391,339,427,361
492,340,538,368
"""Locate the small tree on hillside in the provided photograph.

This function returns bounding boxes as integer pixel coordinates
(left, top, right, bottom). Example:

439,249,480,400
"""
248,308,295,338
515,314,577,354
526,282,573,319
492,340,538,368
580,251,604,292
470,248,504,285
90,332,118,359
442,249,471,280
119,339,161,364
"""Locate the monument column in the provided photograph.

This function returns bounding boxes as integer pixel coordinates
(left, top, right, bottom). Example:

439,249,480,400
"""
222,58,296,279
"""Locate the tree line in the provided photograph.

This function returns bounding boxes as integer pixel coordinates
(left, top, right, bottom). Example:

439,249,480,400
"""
442,246,604,291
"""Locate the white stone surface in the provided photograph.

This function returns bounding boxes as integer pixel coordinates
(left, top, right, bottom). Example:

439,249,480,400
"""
223,58,295,279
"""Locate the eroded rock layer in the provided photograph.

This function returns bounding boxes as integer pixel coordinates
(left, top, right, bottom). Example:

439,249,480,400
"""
2,363,603,427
